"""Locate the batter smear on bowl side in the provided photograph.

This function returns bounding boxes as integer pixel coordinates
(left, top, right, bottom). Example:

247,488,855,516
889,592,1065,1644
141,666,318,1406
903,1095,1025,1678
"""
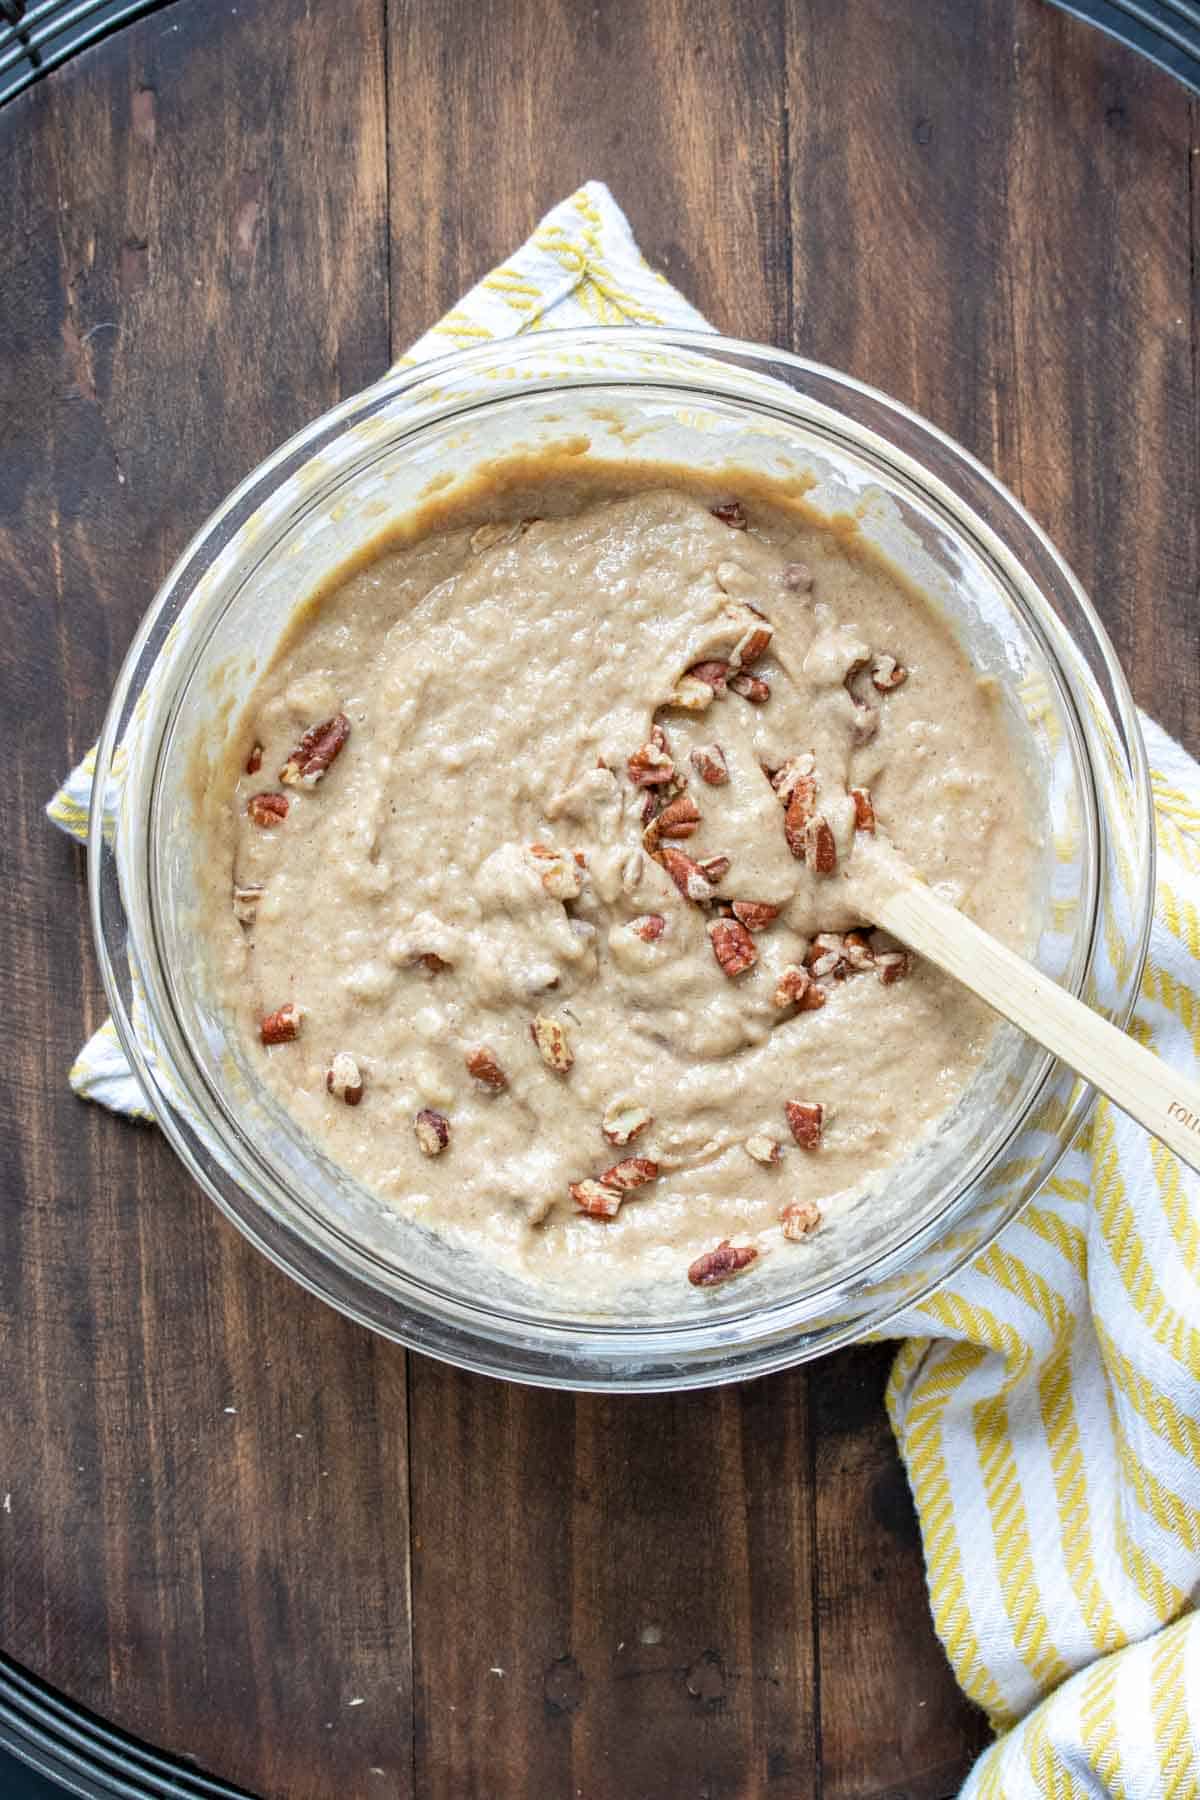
196,456,1038,1297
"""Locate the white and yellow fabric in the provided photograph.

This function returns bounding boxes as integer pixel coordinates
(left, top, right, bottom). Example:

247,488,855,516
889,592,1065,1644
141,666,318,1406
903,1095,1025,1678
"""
49,181,1200,1794
887,707,1200,1797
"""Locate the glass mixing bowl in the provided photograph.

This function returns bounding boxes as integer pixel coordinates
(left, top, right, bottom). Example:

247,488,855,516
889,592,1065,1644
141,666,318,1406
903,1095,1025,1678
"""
89,329,1153,1390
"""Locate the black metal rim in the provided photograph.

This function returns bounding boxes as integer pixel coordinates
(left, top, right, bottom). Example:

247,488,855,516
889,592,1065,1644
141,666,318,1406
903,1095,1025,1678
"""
1051,0,1200,86
0,0,1197,107
1,0,1197,1791
0,1653,250,1798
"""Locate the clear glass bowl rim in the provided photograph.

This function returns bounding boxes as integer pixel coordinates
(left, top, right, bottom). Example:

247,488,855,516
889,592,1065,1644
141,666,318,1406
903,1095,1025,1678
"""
88,326,1155,1390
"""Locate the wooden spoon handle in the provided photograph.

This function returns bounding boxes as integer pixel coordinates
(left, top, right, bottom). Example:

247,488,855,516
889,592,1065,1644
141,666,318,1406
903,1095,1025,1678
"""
874,881,1200,1177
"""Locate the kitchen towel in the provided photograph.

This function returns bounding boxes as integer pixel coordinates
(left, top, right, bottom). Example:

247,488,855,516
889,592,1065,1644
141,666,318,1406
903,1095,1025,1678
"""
49,181,1200,1795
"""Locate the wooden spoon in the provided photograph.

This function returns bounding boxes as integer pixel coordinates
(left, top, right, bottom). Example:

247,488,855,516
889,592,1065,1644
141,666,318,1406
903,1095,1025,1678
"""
874,879,1200,1176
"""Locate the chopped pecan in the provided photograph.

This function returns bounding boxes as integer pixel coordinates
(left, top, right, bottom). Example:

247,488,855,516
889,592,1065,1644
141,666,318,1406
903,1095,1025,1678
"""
707,917,758,978
530,1014,573,1074
260,1002,303,1045
630,913,666,942
783,562,813,592
465,1046,508,1090
871,654,907,691
696,854,731,884
780,1199,822,1240
785,1100,824,1150
710,501,748,529
570,1177,623,1219
769,751,816,801
644,792,700,847
745,1134,782,1166
807,950,841,982
233,882,264,924
600,1156,659,1192
602,1100,654,1146
279,713,350,788
528,843,584,900
728,671,770,704
734,628,773,669
805,932,847,981
731,615,774,668
688,1240,759,1286
773,964,813,1008
876,950,912,985
659,847,715,903
414,1108,450,1155
326,1051,364,1105
784,777,818,858
687,659,731,694
247,791,289,827
730,900,780,932
690,743,729,785
670,674,717,711
803,815,837,875
420,952,450,973
627,737,675,787
842,930,875,971
773,964,822,1010
850,786,876,833
244,743,263,775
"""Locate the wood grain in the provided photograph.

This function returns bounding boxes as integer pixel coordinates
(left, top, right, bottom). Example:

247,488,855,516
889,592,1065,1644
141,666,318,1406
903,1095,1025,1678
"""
0,1,1194,1797
0,6,409,1799
387,0,792,351
785,0,1197,754
409,1369,817,1800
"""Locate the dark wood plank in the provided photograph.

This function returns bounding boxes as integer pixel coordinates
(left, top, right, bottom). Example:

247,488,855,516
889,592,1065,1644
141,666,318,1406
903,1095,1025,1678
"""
0,6,408,1798
783,5,1195,1791
386,0,792,351
993,4,1197,753
785,0,1197,753
811,1346,990,1800
408,1368,815,1800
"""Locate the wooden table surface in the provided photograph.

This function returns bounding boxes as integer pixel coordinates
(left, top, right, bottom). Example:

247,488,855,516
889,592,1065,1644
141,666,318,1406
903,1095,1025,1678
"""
1,3,1196,1796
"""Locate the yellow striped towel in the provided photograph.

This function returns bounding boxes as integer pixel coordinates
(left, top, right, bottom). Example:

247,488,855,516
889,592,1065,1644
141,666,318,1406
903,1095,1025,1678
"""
48,181,1200,1794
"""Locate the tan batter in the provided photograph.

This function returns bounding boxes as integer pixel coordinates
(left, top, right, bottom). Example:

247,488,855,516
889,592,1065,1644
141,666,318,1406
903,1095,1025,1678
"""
195,457,1038,1298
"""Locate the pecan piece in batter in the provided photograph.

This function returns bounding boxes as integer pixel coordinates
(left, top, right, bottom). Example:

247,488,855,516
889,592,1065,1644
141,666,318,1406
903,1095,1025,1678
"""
247,791,289,828
599,1156,659,1192
279,713,350,788
690,743,729,785
260,1002,303,1045
780,1200,822,1240
326,1051,364,1104
414,1108,450,1155
785,1100,824,1151
688,1240,759,1286
707,917,758,979
465,1046,508,1090
530,1015,573,1074
570,1178,623,1219
659,847,716,903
